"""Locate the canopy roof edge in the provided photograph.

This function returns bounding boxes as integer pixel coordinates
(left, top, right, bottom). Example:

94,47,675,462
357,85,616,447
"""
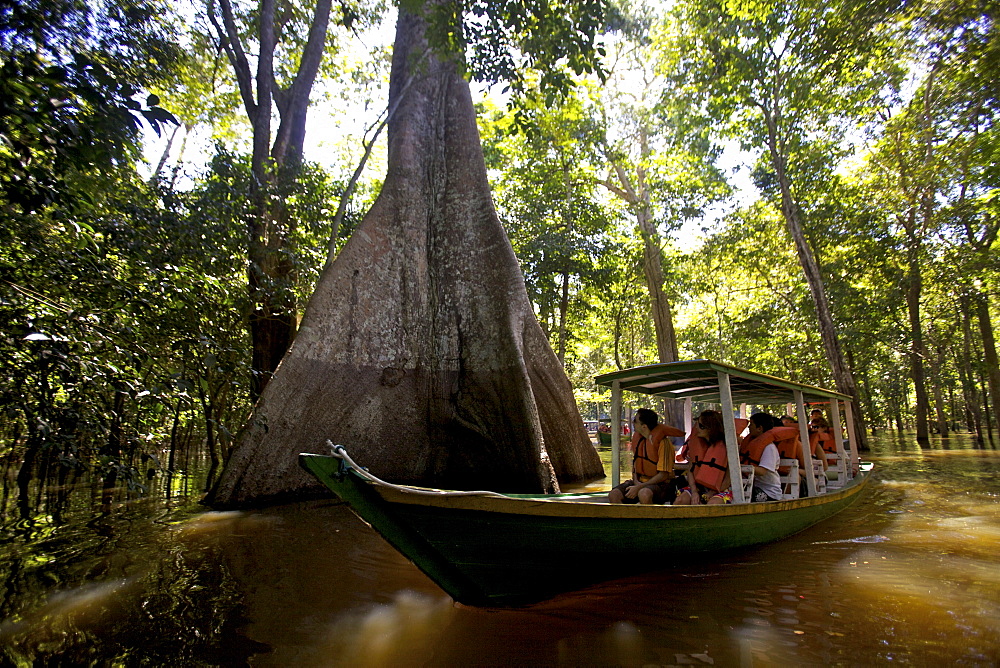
594,359,852,405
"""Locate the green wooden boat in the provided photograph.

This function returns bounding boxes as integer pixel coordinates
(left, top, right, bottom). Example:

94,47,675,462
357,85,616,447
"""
299,360,871,607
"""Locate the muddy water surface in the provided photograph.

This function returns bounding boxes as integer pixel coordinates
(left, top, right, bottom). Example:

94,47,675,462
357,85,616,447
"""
1,433,998,666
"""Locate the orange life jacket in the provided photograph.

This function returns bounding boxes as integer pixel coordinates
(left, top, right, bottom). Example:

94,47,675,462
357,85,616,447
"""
810,429,836,454
741,426,802,469
739,434,770,466
690,436,728,491
678,418,746,462
762,426,802,474
630,424,681,481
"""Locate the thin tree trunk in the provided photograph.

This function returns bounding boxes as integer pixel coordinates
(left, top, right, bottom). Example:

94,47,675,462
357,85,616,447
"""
325,114,390,269
979,368,995,438
906,245,930,440
930,341,948,437
761,106,867,450
959,297,984,441
151,122,181,180
602,129,681,367
976,294,1000,430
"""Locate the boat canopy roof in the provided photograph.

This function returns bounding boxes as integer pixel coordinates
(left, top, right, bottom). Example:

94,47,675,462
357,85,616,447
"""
594,359,852,405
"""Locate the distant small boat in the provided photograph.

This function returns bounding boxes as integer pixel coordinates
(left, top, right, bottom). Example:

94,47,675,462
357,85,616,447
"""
300,359,871,606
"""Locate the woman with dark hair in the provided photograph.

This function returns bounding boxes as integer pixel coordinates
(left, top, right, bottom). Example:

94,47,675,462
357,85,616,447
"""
809,416,835,454
674,410,734,505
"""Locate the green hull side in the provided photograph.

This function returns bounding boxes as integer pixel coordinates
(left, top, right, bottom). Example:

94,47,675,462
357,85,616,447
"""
299,454,868,606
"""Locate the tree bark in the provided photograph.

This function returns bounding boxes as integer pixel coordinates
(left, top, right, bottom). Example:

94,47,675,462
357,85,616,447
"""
931,340,948,437
601,127,683,430
905,241,930,440
976,294,1000,431
208,4,603,507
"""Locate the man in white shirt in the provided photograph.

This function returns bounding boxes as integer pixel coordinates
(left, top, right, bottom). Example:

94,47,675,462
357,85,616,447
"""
745,413,783,502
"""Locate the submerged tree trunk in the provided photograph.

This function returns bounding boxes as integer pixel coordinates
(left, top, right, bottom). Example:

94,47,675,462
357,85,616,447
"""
976,294,1000,431
931,340,948,437
208,5,602,507
960,309,983,440
905,243,930,441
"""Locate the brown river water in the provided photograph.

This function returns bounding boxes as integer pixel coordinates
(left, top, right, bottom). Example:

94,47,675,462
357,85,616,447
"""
1,432,998,666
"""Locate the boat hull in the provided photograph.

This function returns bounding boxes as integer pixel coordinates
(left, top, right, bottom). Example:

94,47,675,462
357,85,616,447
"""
300,453,870,606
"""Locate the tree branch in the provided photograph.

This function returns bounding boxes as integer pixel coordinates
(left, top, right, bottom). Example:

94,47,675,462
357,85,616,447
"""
213,0,257,120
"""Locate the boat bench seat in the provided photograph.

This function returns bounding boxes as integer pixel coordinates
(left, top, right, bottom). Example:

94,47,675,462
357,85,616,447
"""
812,460,827,494
740,465,754,501
825,452,848,489
778,458,799,500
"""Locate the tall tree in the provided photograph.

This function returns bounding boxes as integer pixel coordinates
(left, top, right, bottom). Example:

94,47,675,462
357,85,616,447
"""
597,5,729,425
209,0,607,505
671,0,907,448
208,0,368,397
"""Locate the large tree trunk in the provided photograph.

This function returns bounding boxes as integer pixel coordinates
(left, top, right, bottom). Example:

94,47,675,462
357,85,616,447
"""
208,4,602,507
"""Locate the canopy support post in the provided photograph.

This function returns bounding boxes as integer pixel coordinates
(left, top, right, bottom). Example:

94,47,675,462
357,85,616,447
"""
718,371,746,504
830,399,848,463
844,399,859,477
795,390,817,497
684,397,693,436
611,380,622,486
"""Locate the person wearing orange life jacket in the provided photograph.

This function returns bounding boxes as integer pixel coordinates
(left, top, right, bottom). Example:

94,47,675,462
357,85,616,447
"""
608,408,684,505
743,419,812,495
674,411,739,505
809,416,836,455
739,413,783,502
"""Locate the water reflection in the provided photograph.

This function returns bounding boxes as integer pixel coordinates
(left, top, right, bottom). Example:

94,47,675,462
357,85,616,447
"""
1,433,998,666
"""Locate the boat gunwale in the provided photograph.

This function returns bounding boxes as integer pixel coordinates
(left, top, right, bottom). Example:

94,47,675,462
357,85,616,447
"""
300,453,870,520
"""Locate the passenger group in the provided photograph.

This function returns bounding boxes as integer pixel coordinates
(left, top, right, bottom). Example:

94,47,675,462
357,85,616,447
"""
608,407,836,505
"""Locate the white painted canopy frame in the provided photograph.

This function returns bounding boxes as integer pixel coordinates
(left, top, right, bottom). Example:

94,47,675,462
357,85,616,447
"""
597,359,857,504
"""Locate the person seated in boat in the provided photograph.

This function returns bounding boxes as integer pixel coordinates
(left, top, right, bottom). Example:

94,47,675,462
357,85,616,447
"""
608,408,684,505
809,416,839,481
810,408,825,423
745,413,813,496
809,416,836,455
781,415,797,428
674,410,734,505
739,413,784,502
